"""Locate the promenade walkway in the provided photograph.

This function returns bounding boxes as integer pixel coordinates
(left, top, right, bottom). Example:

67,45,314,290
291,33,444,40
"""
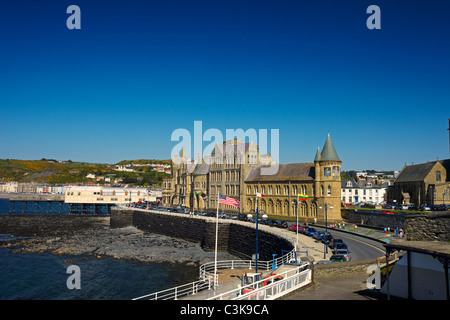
281,224,405,300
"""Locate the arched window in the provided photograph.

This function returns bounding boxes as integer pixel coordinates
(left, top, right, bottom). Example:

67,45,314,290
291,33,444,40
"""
310,203,317,217
327,185,331,196
268,200,273,214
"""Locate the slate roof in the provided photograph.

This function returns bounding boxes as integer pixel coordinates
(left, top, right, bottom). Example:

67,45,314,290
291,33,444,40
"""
314,147,321,161
341,180,359,188
320,133,340,161
193,162,210,175
245,163,315,182
395,161,438,182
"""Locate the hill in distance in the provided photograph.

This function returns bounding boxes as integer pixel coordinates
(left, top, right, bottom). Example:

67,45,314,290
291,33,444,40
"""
0,158,172,185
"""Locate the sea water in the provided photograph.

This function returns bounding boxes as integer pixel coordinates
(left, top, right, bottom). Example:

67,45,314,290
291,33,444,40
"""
0,199,199,300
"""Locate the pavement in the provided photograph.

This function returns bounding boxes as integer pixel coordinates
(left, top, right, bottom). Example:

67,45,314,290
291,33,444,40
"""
278,223,406,300
220,222,404,300
282,271,383,300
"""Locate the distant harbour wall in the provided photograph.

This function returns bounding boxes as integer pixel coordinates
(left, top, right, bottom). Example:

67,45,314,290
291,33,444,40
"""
111,209,294,261
0,214,109,236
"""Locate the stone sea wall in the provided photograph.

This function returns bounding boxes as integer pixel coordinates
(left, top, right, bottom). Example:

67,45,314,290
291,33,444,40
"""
111,209,294,261
404,212,450,241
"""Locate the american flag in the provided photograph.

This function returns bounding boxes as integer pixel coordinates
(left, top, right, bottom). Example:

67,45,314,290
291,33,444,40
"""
218,194,241,208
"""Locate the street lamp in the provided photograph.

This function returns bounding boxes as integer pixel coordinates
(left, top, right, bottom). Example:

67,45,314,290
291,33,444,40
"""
250,199,266,274
319,203,333,259
292,200,299,251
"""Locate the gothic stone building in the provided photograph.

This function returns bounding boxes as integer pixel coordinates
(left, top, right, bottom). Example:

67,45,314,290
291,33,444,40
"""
162,134,342,221
387,159,450,205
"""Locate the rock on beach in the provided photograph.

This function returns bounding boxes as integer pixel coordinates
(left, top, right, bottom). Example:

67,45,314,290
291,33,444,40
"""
0,215,236,265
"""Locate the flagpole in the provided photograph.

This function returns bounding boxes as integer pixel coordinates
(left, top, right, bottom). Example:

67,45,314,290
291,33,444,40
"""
296,196,299,252
255,196,259,274
214,192,219,288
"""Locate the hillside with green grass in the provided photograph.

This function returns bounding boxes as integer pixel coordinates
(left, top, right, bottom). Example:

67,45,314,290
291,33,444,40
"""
0,159,172,186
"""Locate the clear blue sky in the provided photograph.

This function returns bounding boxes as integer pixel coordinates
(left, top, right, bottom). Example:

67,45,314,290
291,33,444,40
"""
0,0,449,171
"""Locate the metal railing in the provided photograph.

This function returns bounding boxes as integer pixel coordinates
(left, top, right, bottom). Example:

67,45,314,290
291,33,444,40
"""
199,250,303,280
132,276,215,300
207,265,312,300
133,250,308,300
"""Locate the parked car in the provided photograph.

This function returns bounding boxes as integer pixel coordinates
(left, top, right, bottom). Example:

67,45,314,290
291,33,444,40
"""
333,243,348,253
276,221,288,228
418,204,431,211
381,210,394,215
329,238,344,249
237,214,247,221
288,224,302,231
313,231,324,241
329,254,347,263
321,233,333,246
264,219,276,226
335,249,351,261
307,228,317,236
384,203,396,209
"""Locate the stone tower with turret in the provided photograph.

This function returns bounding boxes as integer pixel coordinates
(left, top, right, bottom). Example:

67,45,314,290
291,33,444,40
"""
314,133,342,221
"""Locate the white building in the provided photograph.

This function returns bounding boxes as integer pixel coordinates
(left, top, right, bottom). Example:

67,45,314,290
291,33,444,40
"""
50,185,65,194
64,186,156,204
0,181,18,193
115,165,135,172
341,180,389,205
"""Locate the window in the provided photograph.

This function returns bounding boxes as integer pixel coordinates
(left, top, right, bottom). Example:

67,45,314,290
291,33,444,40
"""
327,185,331,196
436,171,442,182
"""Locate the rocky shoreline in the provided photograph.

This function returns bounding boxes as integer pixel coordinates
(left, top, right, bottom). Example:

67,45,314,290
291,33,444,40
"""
0,215,236,265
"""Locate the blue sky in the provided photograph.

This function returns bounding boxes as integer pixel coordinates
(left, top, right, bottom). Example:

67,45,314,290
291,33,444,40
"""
0,0,449,171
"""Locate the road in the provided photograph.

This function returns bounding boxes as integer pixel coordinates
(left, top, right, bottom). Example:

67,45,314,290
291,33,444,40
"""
309,225,386,261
